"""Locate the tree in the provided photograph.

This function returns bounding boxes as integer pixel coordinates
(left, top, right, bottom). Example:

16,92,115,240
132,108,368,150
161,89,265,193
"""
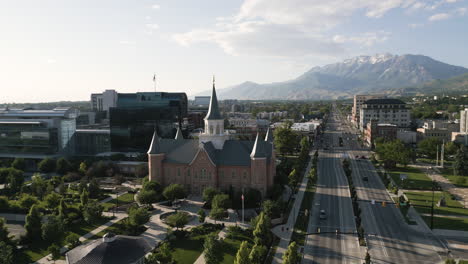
274,122,297,155
375,139,411,169
234,241,251,264
445,142,459,156
42,215,64,243
31,173,47,199
80,188,89,206
87,178,101,199
262,200,280,218
128,206,150,229
78,162,87,175
19,194,39,209
83,202,103,224
454,146,468,176
44,193,62,210
211,194,231,210
249,244,267,264
418,137,442,159
209,207,225,222
56,158,71,175
7,168,24,194
203,187,220,206
135,164,149,178
65,233,81,249
48,244,61,263
25,205,42,240
58,199,67,219
146,242,173,264
0,218,11,243
142,180,162,193
198,209,206,223
163,184,186,202
288,169,299,188
11,158,26,171
0,241,15,264
203,233,222,264
253,212,271,246
38,158,55,173
282,241,299,264
137,190,159,205
165,212,189,230
365,252,371,264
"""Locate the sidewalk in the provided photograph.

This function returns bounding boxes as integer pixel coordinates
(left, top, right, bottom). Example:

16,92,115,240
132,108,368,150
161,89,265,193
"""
193,227,229,264
270,158,313,264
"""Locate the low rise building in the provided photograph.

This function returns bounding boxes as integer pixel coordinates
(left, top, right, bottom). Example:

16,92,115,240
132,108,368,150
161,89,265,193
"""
364,122,398,146
461,108,468,133
359,98,410,132
352,94,385,127
417,120,460,141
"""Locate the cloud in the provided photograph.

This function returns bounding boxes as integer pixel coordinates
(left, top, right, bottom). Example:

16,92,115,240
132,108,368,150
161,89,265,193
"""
409,23,424,28
119,40,136,45
145,23,160,35
46,59,56,64
456,7,467,15
151,4,160,9
173,0,413,58
429,12,451,20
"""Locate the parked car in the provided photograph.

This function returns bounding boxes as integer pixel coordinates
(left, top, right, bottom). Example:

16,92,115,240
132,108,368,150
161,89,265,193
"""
319,210,327,220
362,176,369,181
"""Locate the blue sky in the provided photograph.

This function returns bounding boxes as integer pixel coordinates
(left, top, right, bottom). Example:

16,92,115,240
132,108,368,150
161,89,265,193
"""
0,0,467,103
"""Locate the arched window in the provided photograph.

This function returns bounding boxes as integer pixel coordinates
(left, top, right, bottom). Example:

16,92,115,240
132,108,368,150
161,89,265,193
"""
201,168,207,179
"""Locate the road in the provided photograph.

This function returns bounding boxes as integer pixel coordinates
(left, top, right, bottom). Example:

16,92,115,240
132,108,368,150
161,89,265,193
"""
303,112,362,264
336,106,447,264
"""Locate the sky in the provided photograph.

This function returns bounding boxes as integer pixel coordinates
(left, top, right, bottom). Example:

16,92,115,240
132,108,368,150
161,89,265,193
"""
0,0,467,103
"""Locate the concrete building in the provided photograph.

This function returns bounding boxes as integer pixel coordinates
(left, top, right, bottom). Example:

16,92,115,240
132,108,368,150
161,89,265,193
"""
397,130,417,144
291,121,321,133
364,122,397,146
91,89,118,118
417,120,460,141
192,96,211,107
461,108,468,133
148,81,275,196
359,98,410,131
352,94,385,127
0,107,78,158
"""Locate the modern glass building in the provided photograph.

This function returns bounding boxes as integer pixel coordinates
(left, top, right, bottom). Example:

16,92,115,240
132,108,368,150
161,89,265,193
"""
109,92,187,152
0,107,78,157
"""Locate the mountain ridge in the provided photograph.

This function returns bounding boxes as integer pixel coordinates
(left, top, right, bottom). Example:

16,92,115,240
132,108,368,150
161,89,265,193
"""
198,54,468,100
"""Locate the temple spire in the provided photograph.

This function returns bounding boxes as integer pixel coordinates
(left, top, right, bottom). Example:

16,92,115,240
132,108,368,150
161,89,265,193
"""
147,129,161,154
204,76,222,120
250,133,266,158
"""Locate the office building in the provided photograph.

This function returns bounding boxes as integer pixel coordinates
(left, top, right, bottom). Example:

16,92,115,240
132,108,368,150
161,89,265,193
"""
91,89,118,119
461,108,468,133
352,94,385,127
0,107,78,157
359,99,410,131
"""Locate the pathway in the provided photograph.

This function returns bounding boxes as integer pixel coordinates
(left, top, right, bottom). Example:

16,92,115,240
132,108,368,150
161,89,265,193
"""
271,156,313,264
193,227,229,264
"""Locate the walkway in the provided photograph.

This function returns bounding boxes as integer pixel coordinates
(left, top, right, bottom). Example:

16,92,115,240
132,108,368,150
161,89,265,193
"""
193,227,229,264
270,157,313,264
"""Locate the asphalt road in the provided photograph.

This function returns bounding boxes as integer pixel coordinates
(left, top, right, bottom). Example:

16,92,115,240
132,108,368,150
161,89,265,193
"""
302,112,362,264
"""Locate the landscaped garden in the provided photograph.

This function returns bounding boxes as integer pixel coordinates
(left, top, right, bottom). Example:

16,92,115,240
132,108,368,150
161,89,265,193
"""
439,167,468,188
405,191,468,217
388,166,435,190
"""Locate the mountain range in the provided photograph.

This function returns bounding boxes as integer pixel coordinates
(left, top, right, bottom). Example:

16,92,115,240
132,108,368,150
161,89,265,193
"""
203,54,468,100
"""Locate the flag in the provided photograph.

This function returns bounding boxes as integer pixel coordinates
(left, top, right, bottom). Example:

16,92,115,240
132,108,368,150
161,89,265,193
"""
241,194,244,201
153,74,156,82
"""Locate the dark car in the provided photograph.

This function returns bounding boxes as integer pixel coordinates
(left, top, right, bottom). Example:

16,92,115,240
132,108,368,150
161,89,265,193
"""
362,176,369,181
319,210,327,220
361,156,367,159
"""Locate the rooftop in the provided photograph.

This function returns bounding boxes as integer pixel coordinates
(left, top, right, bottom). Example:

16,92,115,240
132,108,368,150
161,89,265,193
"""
363,98,406,105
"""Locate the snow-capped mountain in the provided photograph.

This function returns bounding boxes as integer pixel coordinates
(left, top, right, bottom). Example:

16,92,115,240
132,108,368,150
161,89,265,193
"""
208,54,468,100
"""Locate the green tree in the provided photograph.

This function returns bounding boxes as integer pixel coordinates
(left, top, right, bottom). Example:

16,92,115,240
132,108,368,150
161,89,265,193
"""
365,252,371,264
65,233,81,249
249,244,267,263
78,162,87,175
44,193,62,210
142,180,162,193
38,158,55,173
165,212,189,230
128,206,150,229
163,184,186,202
209,207,225,223
58,199,67,219
203,187,220,205
203,233,222,264
288,169,299,188
198,209,206,223
282,241,299,264
211,194,231,210
42,215,64,243
80,188,89,206
0,241,15,264
262,200,280,218
375,139,411,168
234,241,251,264
25,205,42,240
0,196,8,211
0,218,11,243
83,202,103,224
48,244,61,263
137,190,159,205
7,168,24,194
445,142,459,156
11,158,26,171
56,158,71,175
19,194,39,209
418,137,442,159
454,146,468,176
146,242,173,264
31,173,47,199
273,122,297,155
253,212,271,246
87,178,101,199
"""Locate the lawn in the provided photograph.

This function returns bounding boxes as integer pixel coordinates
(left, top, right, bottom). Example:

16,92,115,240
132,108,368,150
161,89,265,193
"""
101,193,135,211
219,228,254,264
68,217,111,236
171,235,205,264
292,173,315,245
388,166,434,190
421,215,468,231
439,167,468,188
405,191,468,217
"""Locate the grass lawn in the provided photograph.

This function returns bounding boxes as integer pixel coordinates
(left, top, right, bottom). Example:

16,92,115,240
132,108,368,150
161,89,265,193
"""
219,228,254,264
439,167,468,188
171,235,205,264
101,193,135,211
292,174,315,245
68,217,111,236
405,191,468,217
421,215,468,231
388,166,434,190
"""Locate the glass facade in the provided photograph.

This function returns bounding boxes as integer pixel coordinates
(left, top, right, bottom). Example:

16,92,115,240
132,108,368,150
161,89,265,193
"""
0,122,59,154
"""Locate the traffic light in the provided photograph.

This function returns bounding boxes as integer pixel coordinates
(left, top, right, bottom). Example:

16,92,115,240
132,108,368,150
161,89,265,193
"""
382,201,387,207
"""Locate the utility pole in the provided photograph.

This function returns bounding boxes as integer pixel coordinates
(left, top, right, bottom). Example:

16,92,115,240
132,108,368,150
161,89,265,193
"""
436,145,439,167
441,140,445,169
241,188,244,225
431,178,435,230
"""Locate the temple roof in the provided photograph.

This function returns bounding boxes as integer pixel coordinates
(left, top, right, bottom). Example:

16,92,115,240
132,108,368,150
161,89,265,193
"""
204,82,222,120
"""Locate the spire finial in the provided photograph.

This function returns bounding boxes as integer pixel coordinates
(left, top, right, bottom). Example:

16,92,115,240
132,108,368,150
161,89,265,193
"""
213,75,215,88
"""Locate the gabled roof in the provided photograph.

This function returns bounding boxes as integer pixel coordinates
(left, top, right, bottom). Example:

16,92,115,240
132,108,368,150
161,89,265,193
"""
204,81,222,120
175,126,183,140
265,127,273,142
66,235,152,264
250,133,267,158
147,130,161,154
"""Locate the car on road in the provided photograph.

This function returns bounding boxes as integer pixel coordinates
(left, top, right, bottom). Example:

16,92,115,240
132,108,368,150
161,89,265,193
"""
355,155,359,158
319,210,326,220
360,156,367,159
362,176,369,182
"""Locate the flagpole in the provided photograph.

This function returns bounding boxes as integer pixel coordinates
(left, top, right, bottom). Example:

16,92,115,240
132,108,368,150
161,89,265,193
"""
153,74,156,92
242,188,244,225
